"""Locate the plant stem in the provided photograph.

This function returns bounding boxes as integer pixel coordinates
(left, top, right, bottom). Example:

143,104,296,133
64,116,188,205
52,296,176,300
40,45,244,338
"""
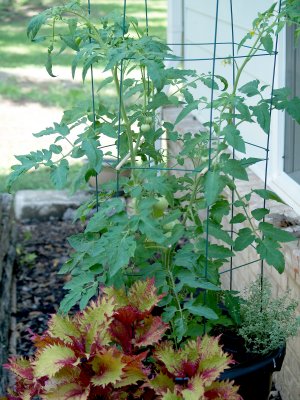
182,174,202,226
65,10,102,42
112,66,135,168
164,247,184,321
234,188,260,237
233,22,277,95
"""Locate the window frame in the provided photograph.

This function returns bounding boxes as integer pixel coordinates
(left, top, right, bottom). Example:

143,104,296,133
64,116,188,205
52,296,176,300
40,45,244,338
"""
269,26,300,215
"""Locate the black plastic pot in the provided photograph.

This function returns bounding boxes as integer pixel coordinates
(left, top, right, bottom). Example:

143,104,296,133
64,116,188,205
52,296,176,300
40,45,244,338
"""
219,345,286,400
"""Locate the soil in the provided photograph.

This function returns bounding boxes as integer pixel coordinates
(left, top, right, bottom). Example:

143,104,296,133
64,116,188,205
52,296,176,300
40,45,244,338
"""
14,216,83,356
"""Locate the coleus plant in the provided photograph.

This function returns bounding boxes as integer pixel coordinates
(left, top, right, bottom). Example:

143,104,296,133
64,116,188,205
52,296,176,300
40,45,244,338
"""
6,0,300,343
4,279,241,400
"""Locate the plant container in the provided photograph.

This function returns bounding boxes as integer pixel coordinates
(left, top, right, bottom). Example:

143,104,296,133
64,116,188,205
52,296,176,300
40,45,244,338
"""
220,340,286,400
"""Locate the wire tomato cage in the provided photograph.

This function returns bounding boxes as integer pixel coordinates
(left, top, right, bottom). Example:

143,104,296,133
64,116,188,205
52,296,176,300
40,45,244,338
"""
87,0,283,310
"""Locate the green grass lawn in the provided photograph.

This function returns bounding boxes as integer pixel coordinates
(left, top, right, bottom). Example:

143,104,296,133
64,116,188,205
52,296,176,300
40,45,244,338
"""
0,0,167,68
0,163,88,193
0,0,167,108
0,0,167,192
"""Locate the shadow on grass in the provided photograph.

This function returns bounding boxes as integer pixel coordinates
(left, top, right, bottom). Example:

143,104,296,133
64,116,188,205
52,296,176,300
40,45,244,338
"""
0,0,167,68
0,163,87,193
0,72,119,108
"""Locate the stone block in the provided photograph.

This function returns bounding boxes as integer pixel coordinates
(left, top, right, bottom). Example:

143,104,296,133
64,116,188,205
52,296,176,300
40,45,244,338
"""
275,365,300,400
0,194,16,395
14,190,90,221
0,194,14,279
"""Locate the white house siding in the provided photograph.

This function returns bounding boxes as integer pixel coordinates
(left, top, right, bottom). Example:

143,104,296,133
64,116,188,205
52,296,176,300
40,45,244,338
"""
167,2,300,399
167,0,283,183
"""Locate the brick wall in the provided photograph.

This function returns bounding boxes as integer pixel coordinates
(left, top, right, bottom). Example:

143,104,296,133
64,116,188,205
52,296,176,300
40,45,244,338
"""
163,106,300,400
223,171,300,400
0,194,16,396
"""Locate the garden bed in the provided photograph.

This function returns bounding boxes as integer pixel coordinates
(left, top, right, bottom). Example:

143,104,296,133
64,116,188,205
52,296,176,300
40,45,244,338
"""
14,215,83,356
10,214,282,400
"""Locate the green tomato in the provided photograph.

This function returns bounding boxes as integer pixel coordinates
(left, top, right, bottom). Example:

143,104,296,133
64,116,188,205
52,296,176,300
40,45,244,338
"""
141,123,151,133
75,37,82,46
145,116,153,124
152,196,169,218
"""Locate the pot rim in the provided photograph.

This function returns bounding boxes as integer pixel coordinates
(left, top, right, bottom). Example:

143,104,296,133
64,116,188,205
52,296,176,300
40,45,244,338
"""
219,344,286,381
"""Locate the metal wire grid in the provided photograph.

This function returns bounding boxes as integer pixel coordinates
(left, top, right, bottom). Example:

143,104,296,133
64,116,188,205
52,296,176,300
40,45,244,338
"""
87,0,282,291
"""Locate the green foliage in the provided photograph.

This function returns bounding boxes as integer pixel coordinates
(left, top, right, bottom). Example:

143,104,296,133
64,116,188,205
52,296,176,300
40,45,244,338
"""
6,0,300,354
238,278,300,355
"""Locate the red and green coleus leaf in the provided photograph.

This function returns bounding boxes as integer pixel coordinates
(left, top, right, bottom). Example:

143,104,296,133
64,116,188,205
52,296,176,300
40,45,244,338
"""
4,357,34,381
114,352,149,388
110,306,168,353
178,360,199,379
47,314,80,344
113,305,144,325
103,286,128,307
161,390,181,400
197,336,233,384
105,278,165,313
5,375,44,400
135,316,169,348
158,376,240,400
180,376,205,400
79,296,115,350
127,278,165,312
28,329,66,350
205,381,242,400
41,383,90,400
34,345,77,378
155,336,233,385
155,341,181,374
147,372,175,395
91,347,125,387
5,389,32,400
109,305,141,354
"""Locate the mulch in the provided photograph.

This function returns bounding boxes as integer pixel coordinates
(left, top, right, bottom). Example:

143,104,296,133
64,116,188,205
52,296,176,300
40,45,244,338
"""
14,216,83,356
13,216,282,400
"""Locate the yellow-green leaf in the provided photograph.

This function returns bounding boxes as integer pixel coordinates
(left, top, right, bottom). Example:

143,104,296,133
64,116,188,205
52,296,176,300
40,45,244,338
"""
162,390,181,400
34,345,76,378
91,349,124,387
181,376,205,400
80,296,115,350
128,278,163,312
148,373,174,393
43,383,89,400
48,314,80,343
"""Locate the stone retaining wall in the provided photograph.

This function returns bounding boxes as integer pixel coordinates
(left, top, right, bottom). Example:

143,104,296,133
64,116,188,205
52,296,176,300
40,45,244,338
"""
0,194,16,395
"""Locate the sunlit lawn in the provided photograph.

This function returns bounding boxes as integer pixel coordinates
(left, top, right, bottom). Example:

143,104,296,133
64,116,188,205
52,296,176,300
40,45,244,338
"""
0,1,167,191
0,0,167,106
0,0,167,68
0,164,88,193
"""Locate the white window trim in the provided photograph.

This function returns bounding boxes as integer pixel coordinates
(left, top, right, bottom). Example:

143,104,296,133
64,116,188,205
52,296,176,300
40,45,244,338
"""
269,27,300,215
166,6,300,214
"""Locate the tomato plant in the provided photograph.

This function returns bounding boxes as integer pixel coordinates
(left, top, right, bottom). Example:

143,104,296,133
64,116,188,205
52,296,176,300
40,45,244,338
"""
7,0,300,345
